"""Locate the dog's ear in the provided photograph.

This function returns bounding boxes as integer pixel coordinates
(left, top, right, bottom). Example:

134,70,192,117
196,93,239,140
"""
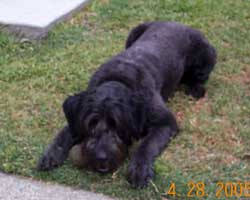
63,91,86,125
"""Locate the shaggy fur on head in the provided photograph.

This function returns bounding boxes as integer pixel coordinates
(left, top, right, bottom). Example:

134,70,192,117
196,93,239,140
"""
37,21,216,187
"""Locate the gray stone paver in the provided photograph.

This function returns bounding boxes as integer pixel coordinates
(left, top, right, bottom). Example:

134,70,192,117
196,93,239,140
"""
0,0,90,40
0,172,116,200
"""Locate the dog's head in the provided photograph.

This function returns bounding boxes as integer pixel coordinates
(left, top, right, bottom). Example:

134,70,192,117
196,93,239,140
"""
77,119,128,173
63,82,141,173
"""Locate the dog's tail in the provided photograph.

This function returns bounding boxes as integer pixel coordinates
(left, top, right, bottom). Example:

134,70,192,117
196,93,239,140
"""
125,22,152,49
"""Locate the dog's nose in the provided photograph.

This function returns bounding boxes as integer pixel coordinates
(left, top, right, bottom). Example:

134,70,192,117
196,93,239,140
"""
96,151,108,162
95,151,110,173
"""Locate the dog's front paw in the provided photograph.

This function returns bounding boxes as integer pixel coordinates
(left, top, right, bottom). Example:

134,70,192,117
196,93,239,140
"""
127,159,154,188
186,84,206,99
37,146,66,171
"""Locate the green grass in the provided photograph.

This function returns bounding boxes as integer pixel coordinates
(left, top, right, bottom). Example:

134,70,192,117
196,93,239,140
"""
0,0,250,199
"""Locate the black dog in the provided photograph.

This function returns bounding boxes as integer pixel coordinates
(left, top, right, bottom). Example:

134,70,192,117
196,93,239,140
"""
37,21,216,187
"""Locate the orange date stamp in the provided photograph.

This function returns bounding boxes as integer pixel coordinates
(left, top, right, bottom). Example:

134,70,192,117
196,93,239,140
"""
165,181,250,198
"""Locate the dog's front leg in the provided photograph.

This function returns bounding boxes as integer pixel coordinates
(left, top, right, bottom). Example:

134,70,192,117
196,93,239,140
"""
128,126,176,188
37,126,80,171
128,93,178,187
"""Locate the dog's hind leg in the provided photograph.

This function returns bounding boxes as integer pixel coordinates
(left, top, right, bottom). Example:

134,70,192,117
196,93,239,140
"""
128,93,178,187
37,126,81,171
125,22,152,49
181,33,217,99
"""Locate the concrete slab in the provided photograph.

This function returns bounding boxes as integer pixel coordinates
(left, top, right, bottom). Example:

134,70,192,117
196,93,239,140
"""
0,0,90,40
0,172,116,200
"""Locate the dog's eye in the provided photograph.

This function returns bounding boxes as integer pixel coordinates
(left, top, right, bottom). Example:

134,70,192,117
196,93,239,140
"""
86,116,99,131
90,119,99,128
107,118,116,128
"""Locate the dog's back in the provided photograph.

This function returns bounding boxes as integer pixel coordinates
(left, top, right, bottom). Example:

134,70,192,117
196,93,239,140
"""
89,22,216,99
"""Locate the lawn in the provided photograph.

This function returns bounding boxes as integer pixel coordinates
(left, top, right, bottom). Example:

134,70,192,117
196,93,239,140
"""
0,0,249,199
